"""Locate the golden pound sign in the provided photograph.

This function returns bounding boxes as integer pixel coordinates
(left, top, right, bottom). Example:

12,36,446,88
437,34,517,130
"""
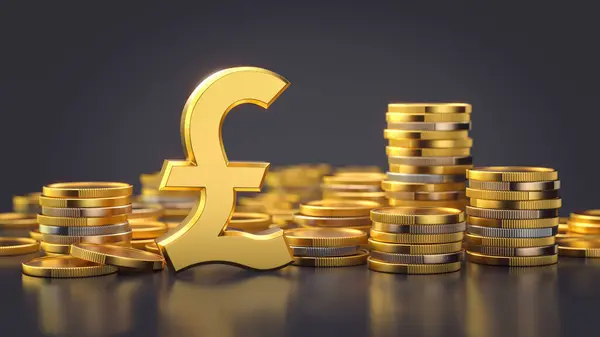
157,67,293,271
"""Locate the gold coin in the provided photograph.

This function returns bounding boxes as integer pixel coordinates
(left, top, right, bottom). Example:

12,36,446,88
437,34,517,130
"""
386,146,470,157
22,255,118,278
293,214,371,227
334,166,382,173
299,200,380,217
568,221,600,235
385,190,465,201
0,237,39,256
141,187,198,198
322,183,382,192
368,239,462,254
465,251,558,267
140,172,162,188
0,213,37,228
465,206,559,219
465,188,560,201
131,239,155,249
389,164,472,175
144,243,161,254
39,195,131,208
558,218,568,234
41,204,132,218
43,182,132,198
284,228,367,247
388,199,467,209
42,231,132,245
386,112,471,123
370,206,464,225
162,207,192,218
70,243,165,270
468,179,560,191
322,172,386,186
292,249,369,267
388,138,473,149
37,214,128,227
466,167,558,182
558,246,600,258
129,203,164,220
227,212,271,231
29,229,43,241
370,229,463,244
387,103,472,114
372,221,465,234
468,198,562,210
367,258,461,274
130,221,168,239
384,129,469,140
381,180,465,192
40,242,71,254
13,192,41,213
465,233,555,248
570,210,600,224
467,216,559,229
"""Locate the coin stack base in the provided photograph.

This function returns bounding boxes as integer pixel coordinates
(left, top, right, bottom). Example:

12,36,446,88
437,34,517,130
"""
368,207,465,274
382,103,472,210
465,167,560,267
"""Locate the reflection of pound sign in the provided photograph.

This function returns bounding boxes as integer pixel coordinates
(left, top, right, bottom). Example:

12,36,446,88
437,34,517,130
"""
156,67,293,271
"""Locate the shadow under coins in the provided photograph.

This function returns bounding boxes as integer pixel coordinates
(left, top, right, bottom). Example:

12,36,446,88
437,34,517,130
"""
21,270,163,337
465,262,560,337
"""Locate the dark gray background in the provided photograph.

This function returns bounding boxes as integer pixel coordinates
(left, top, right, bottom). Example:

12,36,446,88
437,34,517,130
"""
0,1,597,213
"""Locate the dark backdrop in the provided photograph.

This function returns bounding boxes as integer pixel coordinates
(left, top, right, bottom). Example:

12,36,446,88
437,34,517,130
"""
0,1,597,214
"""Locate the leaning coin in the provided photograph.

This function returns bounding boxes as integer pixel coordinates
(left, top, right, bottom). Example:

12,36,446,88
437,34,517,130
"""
372,221,466,234
370,250,462,264
466,244,557,257
292,249,369,267
367,258,461,274
22,255,118,278
467,225,558,238
465,251,558,267
39,222,130,236
70,243,164,270
290,245,361,257
386,172,466,184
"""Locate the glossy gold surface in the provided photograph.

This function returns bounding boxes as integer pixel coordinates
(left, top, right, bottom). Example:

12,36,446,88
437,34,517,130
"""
70,243,164,270
22,255,117,278
155,67,293,271
466,167,558,182
42,182,132,198
0,237,39,256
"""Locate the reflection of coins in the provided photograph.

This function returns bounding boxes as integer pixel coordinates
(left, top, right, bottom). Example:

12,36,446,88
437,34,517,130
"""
22,255,118,278
467,225,558,238
293,214,371,227
467,216,558,229
467,244,557,257
465,251,557,266
0,237,39,256
299,200,380,217
284,228,367,247
290,245,361,257
292,249,369,267
466,167,558,182
370,250,462,264
41,205,132,217
368,239,462,254
370,229,463,244
371,206,464,224
70,243,164,270
372,221,465,234
368,258,461,274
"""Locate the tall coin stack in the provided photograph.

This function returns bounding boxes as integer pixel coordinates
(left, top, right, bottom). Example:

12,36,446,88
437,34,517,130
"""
284,227,369,267
293,199,380,233
383,103,472,210
322,172,387,205
367,207,465,274
37,182,133,255
465,167,560,267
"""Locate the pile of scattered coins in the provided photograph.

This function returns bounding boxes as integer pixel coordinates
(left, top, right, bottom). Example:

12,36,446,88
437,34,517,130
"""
557,210,600,257
37,183,134,255
284,227,369,267
294,199,380,233
368,207,465,274
382,103,472,209
138,172,197,226
465,167,560,267
321,172,387,205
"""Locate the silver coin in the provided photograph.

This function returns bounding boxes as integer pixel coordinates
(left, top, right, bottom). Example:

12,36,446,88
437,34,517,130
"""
467,244,557,257
290,245,361,257
38,222,131,236
387,121,471,131
465,206,559,219
372,221,466,234
467,224,558,238
386,172,466,184
468,180,560,191
388,155,472,166
370,250,462,264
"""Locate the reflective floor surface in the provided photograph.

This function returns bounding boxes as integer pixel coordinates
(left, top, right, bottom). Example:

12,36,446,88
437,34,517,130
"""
0,252,597,337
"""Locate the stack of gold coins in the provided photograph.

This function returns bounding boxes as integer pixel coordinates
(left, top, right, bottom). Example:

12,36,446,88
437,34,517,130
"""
37,182,133,255
465,167,560,267
13,192,41,214
321,172,387,205
557,210,600,258
284,227,369,267
367,207,465,274
383,103,472,209
293,199,381,233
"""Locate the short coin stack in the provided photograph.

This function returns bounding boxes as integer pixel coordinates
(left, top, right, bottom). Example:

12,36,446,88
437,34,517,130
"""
293,199,381,233
465,167,560,267
37,182,133,255
322,172,387,205
284,227,369,267
557,210,600,258
367,207,465,274
383,103,472,210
